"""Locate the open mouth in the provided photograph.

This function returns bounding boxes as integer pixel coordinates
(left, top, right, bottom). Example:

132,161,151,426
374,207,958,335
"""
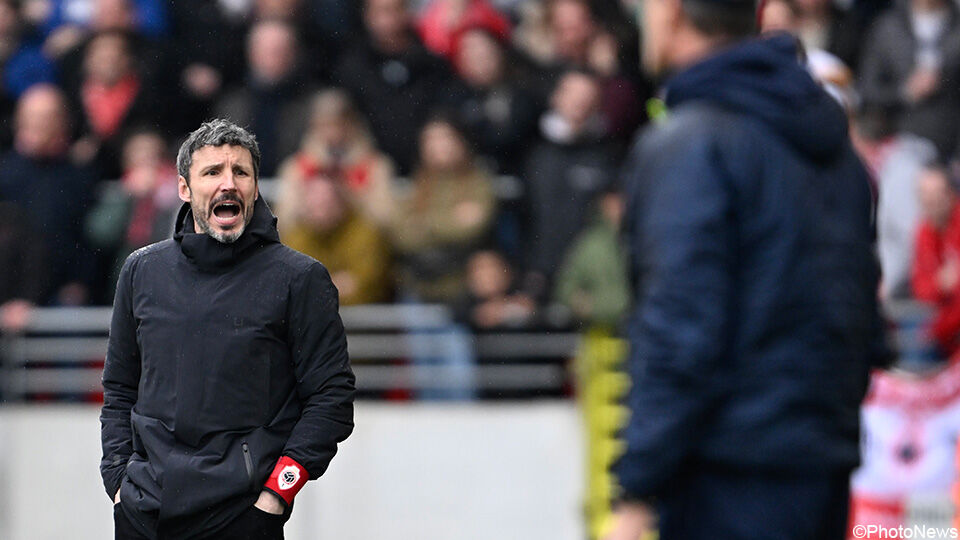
211,200,243,228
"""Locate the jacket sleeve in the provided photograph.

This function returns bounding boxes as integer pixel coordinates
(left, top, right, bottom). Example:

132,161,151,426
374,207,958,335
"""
614,133,735,500
267,262,355,504
100,254,142,500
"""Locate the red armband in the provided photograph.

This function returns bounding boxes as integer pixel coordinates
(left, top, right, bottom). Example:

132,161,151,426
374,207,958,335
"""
263,456,309,506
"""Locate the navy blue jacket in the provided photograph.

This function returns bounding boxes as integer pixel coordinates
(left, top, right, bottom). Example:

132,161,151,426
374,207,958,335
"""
615,35,888,499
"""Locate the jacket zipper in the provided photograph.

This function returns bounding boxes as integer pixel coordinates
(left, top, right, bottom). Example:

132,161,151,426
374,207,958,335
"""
241,442,255,490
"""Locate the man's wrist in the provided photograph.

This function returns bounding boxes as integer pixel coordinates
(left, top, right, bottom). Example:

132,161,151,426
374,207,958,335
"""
263,455,309,506
255,490,285,515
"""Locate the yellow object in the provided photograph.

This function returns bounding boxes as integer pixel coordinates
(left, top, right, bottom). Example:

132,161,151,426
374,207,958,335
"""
576,328,633,539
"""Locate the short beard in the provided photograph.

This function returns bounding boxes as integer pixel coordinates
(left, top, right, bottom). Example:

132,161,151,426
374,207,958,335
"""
191,200,253,244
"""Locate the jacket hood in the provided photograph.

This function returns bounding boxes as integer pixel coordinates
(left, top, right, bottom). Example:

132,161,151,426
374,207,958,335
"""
174,194,281,272
664,34,849,162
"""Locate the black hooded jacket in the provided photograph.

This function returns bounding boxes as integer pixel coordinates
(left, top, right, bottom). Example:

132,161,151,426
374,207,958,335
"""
615,35,888,499
100,196,355,539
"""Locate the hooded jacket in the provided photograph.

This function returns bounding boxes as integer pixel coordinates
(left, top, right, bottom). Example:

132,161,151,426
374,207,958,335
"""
615,35,888,499
100,196,355,539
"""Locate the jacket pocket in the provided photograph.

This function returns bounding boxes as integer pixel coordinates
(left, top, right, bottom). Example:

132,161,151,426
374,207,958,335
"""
241,442,256,491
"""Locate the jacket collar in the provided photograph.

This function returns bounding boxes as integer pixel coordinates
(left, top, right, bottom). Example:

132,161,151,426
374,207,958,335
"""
173,195,280,272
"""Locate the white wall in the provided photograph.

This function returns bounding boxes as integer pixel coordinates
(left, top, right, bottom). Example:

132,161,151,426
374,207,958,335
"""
0,403,585,540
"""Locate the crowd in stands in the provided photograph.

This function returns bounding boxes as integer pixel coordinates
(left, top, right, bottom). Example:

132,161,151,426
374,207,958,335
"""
0,0,646,335
3,0,960,348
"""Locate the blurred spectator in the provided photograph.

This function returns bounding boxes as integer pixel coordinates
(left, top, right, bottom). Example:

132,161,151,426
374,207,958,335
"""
546,0,596,66
275,88,397,229
511,0,553,65
586,28,645,141
522,70,618,299
912,164,960,356
249,0,334,83
215,19,313,177
389,114,496,303
0,0,57,146
0,84,96,305
852,104,939,300
34,0,168,59
282,177,392,305
450,26,539,175
166,0,335,136
760,0,856,109
72,30,161,179
859,0,960,159
416,0,510,61
453,249,536,329
85,129,178,292
794,0,887,72
334,0,454,174
0,202,48,333
554,190,629,329
513,0,644,139
166,1,246,136
512,0,600,102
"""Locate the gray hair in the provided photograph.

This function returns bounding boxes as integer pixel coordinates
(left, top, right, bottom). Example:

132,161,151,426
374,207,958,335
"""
176,119,261,184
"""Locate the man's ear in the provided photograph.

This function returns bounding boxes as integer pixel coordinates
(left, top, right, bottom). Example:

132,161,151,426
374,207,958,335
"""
178,176,191,203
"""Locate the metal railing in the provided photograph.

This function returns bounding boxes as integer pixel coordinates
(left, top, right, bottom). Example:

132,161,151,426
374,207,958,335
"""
0,305,579,400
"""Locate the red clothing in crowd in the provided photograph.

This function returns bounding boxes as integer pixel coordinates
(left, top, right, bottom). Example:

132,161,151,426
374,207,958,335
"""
417,0,510,61
912,202,960,354
82,74,141,139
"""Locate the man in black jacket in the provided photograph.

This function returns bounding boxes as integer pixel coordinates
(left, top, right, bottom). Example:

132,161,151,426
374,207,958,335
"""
100,119,355,540
605,1,888,539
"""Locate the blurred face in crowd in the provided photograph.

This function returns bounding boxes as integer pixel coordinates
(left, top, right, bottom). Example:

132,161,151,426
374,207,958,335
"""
457,29,505,88
84,33,132,86
467,250,512,299
255,0,301,19
247,21,297,85
600,191,625,229
551,0,596,63
124,132,165,168
420,121,469,172
92,0,134,31
123,132,168,196
551,71,601,128
587,31,620,76
365,0,410,52
15,84,69,159
301,178,348,231
760,0,799,33
918,168,957,229
310,91,357,149
178,145,259,243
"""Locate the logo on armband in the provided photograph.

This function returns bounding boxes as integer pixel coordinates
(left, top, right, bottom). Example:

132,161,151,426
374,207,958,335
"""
278,465,300,490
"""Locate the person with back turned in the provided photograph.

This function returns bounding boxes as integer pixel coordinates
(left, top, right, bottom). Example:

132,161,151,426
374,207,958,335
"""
605,0,889,538
100,119,355,540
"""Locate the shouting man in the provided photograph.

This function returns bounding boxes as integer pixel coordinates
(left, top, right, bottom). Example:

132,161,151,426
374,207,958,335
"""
100,119,355,540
